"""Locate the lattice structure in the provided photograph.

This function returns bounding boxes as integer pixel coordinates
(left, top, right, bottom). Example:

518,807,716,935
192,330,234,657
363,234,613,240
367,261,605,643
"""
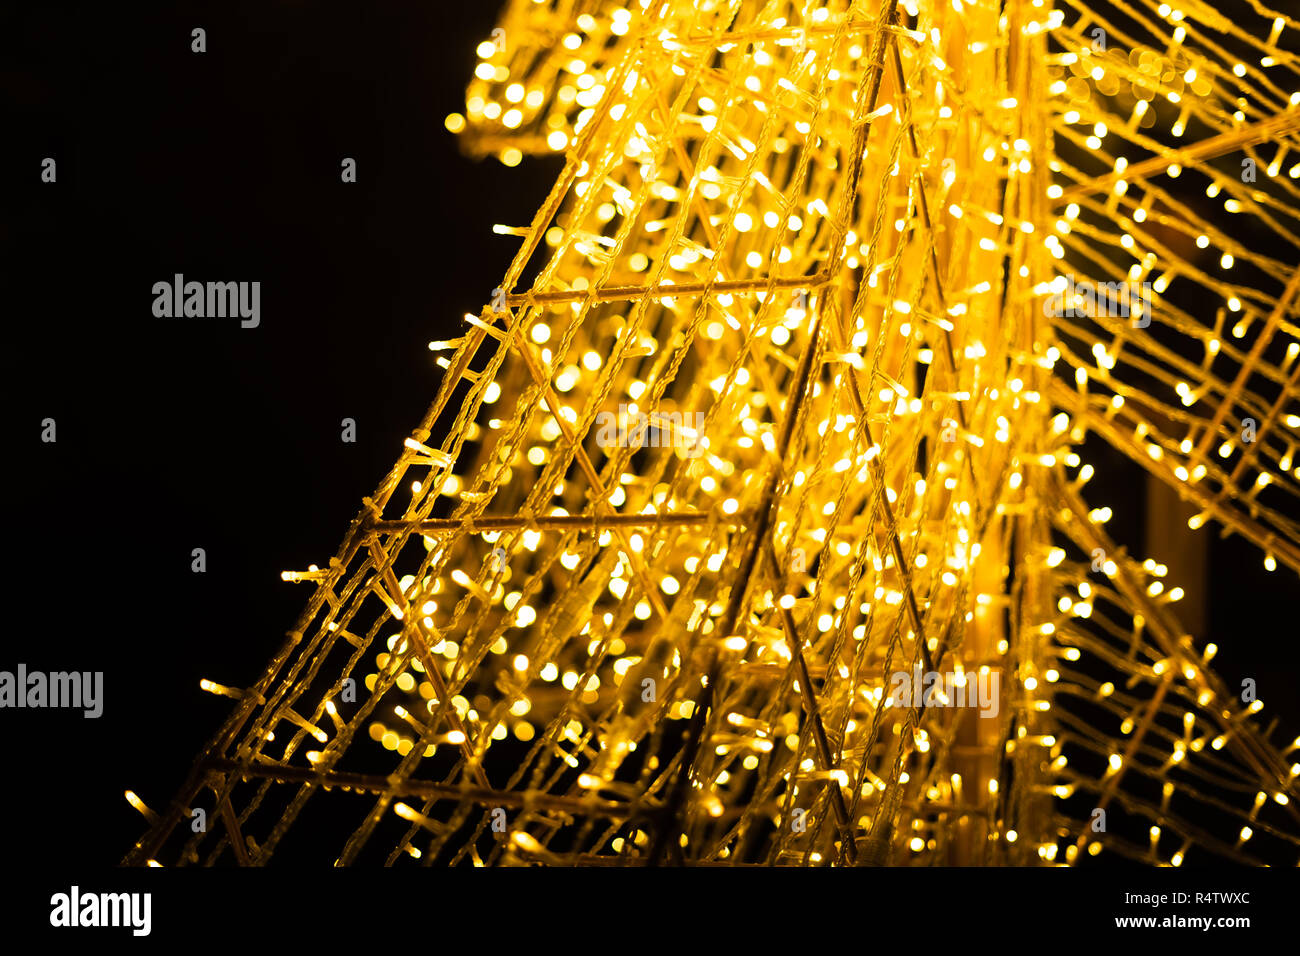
127,0,1300,867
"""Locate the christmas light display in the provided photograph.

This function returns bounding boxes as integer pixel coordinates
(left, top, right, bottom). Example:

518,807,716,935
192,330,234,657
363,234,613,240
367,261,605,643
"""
127,0,1300,866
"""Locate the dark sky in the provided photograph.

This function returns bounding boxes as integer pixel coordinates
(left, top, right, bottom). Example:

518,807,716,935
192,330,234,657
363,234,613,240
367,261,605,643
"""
3,0,1296,874
4,0,562,867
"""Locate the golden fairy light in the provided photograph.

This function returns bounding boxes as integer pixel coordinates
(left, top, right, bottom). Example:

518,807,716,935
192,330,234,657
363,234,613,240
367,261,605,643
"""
128,0,1300,866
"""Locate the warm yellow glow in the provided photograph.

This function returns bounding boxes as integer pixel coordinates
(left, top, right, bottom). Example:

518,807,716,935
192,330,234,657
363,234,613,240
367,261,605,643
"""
125,0,1300,872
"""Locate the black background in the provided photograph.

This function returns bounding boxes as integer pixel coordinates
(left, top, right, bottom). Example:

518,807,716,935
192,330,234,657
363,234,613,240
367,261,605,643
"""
3,0,1298,888
5,0,561,868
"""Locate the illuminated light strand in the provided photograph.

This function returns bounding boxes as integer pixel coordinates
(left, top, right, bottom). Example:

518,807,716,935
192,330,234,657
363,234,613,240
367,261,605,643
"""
126,0,1300,869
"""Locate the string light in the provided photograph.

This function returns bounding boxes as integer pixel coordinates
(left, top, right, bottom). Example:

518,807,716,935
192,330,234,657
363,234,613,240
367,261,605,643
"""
127,0,1300,868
